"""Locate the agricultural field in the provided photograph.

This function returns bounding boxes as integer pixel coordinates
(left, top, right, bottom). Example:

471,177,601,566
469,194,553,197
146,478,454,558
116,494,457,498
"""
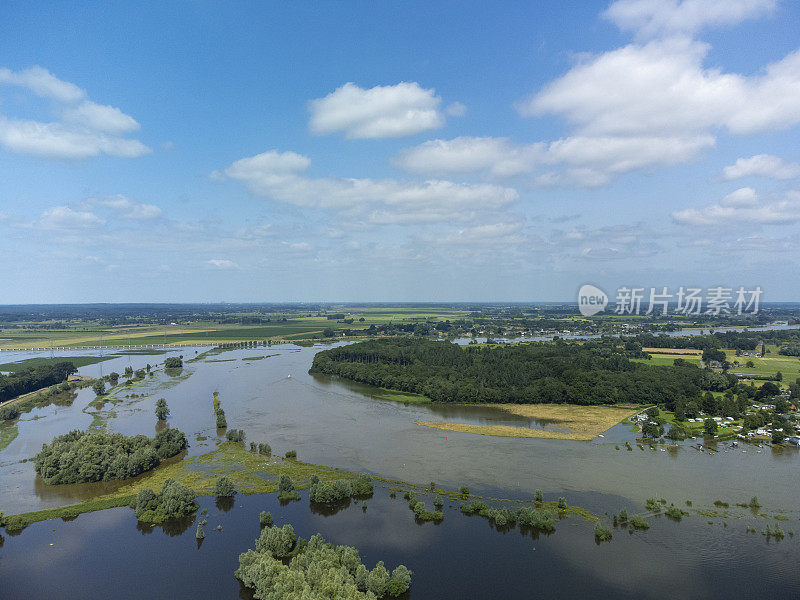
0,307,470,349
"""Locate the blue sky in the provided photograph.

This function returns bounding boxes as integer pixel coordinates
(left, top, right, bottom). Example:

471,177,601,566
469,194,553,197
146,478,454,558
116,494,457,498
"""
2,0,800,303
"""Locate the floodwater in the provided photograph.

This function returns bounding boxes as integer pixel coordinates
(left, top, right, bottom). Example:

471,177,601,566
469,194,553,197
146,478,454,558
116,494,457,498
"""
1,342,799,599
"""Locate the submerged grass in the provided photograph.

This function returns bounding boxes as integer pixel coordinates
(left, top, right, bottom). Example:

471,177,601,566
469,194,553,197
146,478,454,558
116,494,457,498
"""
417,404,638,441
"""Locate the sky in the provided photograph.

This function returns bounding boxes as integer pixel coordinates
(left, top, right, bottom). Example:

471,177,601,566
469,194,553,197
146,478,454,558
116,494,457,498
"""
1,0,800,303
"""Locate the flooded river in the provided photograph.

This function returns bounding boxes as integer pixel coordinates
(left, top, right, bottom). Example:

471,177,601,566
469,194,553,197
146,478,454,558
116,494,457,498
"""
1,343,798,598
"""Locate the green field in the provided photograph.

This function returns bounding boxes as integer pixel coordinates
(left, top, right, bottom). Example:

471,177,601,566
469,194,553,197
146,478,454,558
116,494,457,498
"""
722,346,800,384
0,355,118,372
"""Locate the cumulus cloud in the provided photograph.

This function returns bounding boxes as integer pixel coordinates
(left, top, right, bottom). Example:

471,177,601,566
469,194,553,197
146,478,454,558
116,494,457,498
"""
673,189,800,225
39,206,105,230
0,65,85,102
722,154,800,180
603,0,776,39
62,101,140,134
0,65,149,159
521,38,800,137
308,82,445,139
205,259,239,269
217,150,518,224
395,134,713,183
0,117,149,159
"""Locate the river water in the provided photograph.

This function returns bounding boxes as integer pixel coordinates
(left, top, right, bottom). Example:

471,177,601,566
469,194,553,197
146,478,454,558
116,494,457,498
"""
1,342,799,598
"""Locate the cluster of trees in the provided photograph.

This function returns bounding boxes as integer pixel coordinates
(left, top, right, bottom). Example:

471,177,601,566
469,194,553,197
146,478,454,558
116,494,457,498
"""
249,442,271,454
0,361,77,402
460,500,556,532
404,491,443,522
164,356,183,369
226,429,245,442
236,523,412,599
779,342,800,356
0,405,20,421
311,338,719,406
34,428,188,484
308,475,374,504
134,479,198,523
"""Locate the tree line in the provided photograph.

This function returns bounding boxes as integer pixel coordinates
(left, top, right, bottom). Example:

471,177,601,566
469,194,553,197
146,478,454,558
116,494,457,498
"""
0,361,77,403
310,338,721,406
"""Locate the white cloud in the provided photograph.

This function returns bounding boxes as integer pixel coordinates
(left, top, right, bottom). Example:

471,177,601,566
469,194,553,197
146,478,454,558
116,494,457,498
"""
0,117,150,159
604,0,776,39
519,38,800,137
87,195,162,219
218,150,518,224
0,66,85,102
308,82,445,139
62,101,140,134
673,189,800,225
445,101,467,117
205,259,239,269
0,65,149,159
720,187,759,207
722,154,800,180
39,206,105,230
395,134,713,183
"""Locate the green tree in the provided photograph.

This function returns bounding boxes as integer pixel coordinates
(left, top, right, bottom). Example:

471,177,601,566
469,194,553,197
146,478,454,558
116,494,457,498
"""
703,418,718,435
155,398,170,421
92,380,105,396
214,475,236,497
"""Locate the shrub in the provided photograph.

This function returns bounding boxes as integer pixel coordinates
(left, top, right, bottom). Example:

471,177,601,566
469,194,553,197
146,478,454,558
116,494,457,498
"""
618,509,628,522
460,501,489,515
134,479,198,524
278,475,294,493
92,381,105,396
4,514,26,532
214,476,237,497
278,490,300,502
258,443,271,455
665,505,684,521
645,498,661,512
517,507,555,533
351,474,373,497
225,429,245,443
0,406,20,421
196,524,204,539
310,480,351,504
164,357,183,369
285,450,297,459
630,515,650,530
259,511,273,529
749,496,761,509
594,524,613,542
534,489,543,502
557,497,567,510
433,496,444,510
459,485,469,495
215,409,227,429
